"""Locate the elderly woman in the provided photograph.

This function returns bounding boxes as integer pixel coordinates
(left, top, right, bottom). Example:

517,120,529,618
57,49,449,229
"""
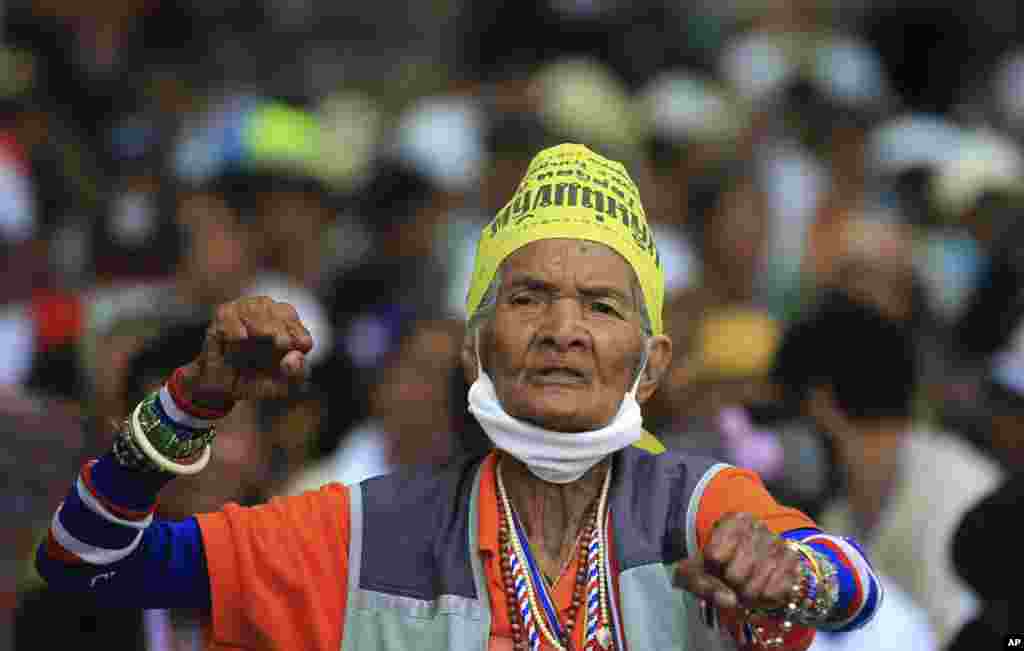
37,145,879,651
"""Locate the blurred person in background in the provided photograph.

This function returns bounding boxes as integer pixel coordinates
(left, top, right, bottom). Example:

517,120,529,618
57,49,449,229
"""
235,105,339,292
3,0,210,169
90,112,187,284
79,169,265,431
866,114,964,234
932,130,1024,339
864,113,967,357
990,46,1024,141
0,73,44,382
323,95,484,389
947,478,1024,651
647,308,782,460
930,130,1024,347
0,43,106,389
387,94,489,320
664,162,775,324
324,158,451,361
4,387,94,651
946,328,1024,649
174,95,339,365
478,108,552,219
633,68,752,297
861,2,1017,117
646,306,832,521
772,218,1002,646
967,323,1024,474
452,0,707,99
798,92,882,288
255,351,361,496
284,317,462,494
0,45,49,307
771,52,890,309
719,0,893,321
527,57,641,163
924,130,1024,442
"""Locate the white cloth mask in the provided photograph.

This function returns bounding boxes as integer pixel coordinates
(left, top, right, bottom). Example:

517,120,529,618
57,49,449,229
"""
467,338,647,484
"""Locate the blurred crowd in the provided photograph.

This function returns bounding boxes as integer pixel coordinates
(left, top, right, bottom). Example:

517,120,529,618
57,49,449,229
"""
2,0,1024,649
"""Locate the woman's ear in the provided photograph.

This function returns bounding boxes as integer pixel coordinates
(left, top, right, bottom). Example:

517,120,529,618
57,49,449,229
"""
636,335,673,404
460,333,479,385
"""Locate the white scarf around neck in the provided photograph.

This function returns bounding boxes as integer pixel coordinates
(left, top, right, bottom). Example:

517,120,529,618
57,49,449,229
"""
467,344,646,484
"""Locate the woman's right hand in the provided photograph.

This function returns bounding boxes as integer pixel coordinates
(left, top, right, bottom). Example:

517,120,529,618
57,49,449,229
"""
178,296,314,409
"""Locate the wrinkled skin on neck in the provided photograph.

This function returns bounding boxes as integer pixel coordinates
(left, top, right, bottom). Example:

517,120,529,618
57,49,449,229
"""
500,452,609,584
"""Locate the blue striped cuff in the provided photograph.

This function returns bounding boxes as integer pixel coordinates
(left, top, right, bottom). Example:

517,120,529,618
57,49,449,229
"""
58,485,140,550
804,540,856,625
782,529,880,632
90,453,174,512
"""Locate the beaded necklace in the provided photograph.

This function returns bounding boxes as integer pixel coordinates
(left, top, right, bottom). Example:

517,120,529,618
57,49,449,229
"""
496,459,615,651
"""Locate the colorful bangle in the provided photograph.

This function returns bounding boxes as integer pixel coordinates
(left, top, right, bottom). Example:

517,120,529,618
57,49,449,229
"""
787,541,839,625
112,389,219,475
744,540,840,648
167,366,234,420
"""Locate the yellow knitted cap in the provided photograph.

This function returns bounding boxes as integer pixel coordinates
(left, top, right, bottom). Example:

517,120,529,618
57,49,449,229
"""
466,144,665,334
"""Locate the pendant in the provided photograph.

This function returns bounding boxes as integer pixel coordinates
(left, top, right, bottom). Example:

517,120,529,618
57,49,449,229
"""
594,625,613,650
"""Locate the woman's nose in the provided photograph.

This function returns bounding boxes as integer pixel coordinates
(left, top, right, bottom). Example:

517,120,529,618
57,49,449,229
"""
539,297,588,351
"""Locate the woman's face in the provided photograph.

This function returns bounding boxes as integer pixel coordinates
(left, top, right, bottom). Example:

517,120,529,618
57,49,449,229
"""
479,239,670,432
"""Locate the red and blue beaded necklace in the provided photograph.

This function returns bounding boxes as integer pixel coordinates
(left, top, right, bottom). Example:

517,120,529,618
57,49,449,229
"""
496,459,616,651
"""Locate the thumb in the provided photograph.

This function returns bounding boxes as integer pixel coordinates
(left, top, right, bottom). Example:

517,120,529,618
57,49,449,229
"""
674,557,739,610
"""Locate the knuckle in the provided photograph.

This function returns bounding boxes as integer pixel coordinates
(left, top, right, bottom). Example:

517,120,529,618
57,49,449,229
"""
734,513,758,532
767,538,787,558
725,563,746,585
281,303,300,320
722,512,744,525
771,573,795,598
215,304,233,321
746,570,769,596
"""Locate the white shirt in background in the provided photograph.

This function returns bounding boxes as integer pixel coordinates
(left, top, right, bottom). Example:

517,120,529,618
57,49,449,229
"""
283,419,394,495
810,576,937,651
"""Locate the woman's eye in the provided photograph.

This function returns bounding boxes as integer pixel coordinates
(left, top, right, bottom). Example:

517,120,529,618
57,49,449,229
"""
511,294,537,306
591,301,621,317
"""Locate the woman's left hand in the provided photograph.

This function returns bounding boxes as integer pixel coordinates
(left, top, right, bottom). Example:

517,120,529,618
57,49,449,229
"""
674,512,803,612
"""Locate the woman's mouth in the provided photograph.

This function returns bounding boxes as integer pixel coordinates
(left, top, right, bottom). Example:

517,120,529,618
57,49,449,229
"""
530,367,588,385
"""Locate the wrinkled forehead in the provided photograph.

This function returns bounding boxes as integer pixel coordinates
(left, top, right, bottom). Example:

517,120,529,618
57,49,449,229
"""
498,238,641,297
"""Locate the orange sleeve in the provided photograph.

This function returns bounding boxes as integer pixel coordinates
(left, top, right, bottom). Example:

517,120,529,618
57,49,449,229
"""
196,484,350,651
695,467,816,553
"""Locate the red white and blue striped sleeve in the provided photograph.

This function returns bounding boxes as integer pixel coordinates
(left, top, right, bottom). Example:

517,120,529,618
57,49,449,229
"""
46,459,155,565
37,452,212,609
36,376,219,607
